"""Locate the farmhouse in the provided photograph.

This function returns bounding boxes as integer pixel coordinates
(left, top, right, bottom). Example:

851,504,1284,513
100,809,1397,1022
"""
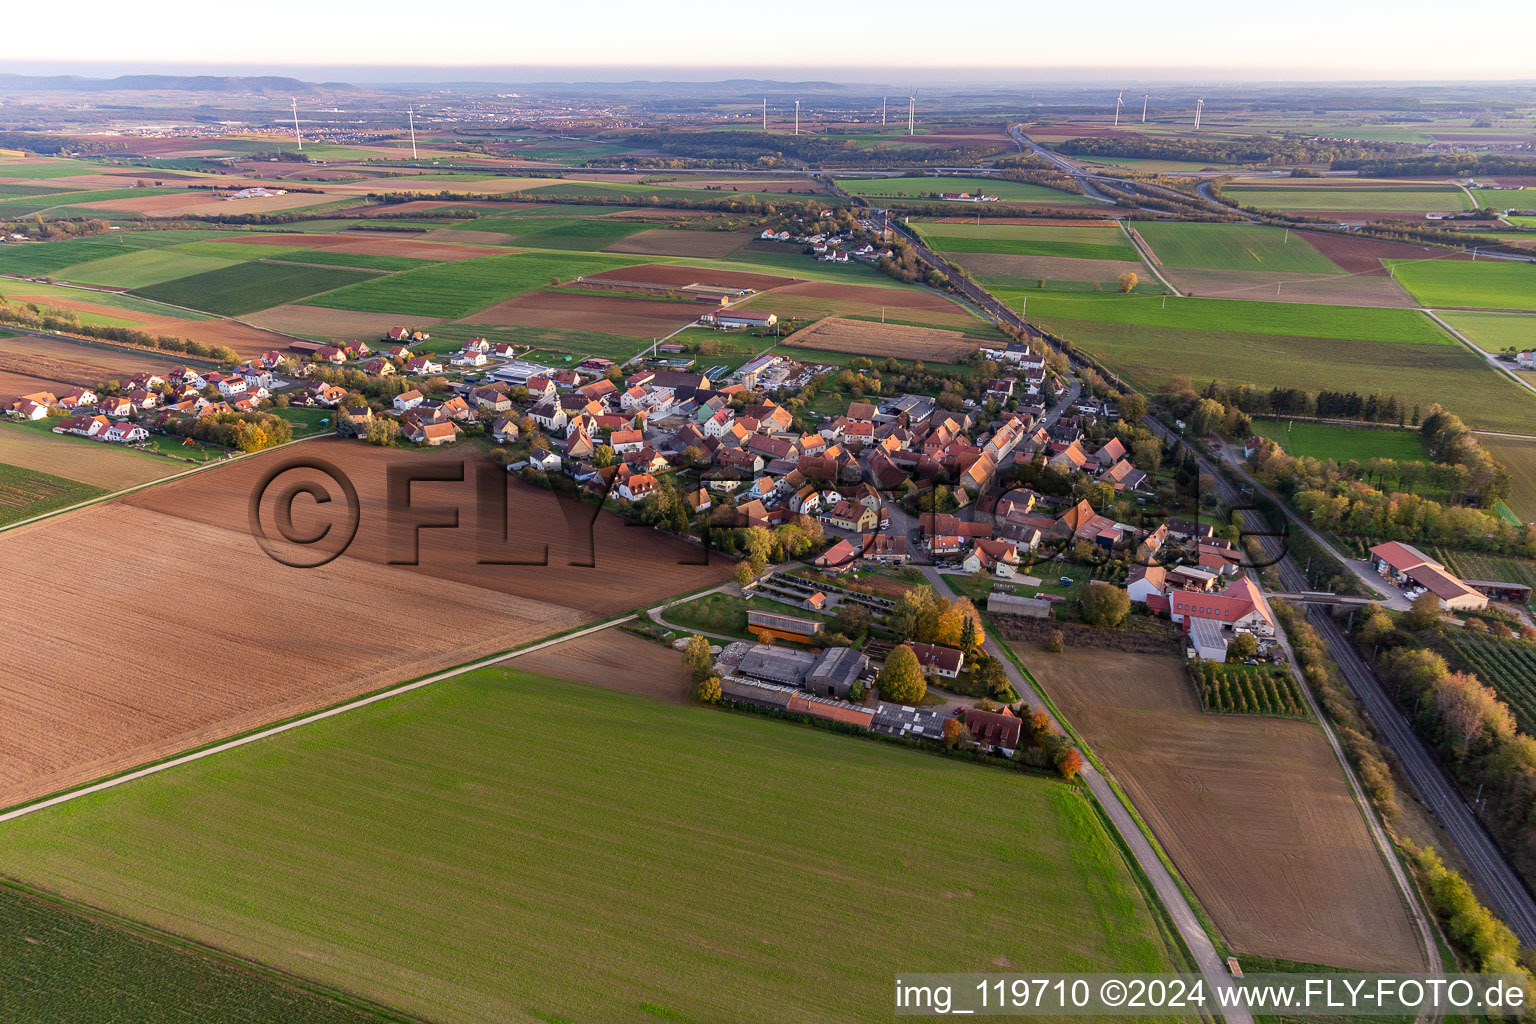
903,641,965,679
964,709,1022,756
1367,542,1488,612
702,311,778,330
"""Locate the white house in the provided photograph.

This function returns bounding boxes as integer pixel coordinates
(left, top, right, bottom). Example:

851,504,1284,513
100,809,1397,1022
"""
452,351,488,368
393,390,425,413
529,450,562,473
104,422,148,444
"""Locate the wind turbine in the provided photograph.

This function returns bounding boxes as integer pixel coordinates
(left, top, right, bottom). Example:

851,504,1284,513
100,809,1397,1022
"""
1141,92,1149,123
762,98,767,131
794,99,800,136
290,98,302,152
1114,90,1124,128
1194,97,1204,131
908,95,915,136
882,96,887,126
407,104,418,160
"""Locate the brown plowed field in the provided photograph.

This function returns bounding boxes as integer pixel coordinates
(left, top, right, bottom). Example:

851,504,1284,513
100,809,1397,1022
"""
78,191,342,217
0,440,729,809
951,252,1149,287
1296,230,1469,276
604,229,754,258
0,424,179,489
515,629,691,703
1027,649,1423,972
465,290,700,337
0,292,287,360
581,263,795,291
741,280,984,331
244,304,446,339
1161,267,1417,307
420,228,519,245
785,317,980,363
0,335,186,388
0,368,71,405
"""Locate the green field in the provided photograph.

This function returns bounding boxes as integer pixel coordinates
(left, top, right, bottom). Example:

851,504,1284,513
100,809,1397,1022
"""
1438,632,1536,734
1437,310,1536,353
0,884,389,1024
1386,259,1536,311
427,321,647,363
519,179,813,204
1481,435,1536,523
912,220,1138,261
0,158,113,179
500,216,651,250
280,248,435,272
0,666,1178,1024
1030,315,1536,433
0,182,93,200
302,250,632,318
136,261,380,316
838,175,1096,205
1250,418,1431,462
1471,189,1534,212
57,249,244,290
0,279,217,321
0,462,106,526
1134,222,1344,274
995,289,1454,345
1223,186,1472,214
0,229,224,277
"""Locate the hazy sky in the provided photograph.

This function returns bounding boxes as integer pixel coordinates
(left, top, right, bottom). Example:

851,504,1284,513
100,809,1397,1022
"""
9,0,1534,81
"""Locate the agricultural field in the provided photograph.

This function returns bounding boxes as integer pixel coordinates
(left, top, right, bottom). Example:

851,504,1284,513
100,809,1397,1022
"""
303,250,631,318
1250,418,1431,463
1191,661,1311,718
0,228,221,277
465,289,701,338
1481,435,1536,522
0,462,106,526
1439,312,1536,355
0,884,388,1024
739,279,993,333
911,220,1139,261
1222,185,1471,214
0,423,181,491
55,248,246,290
497,216,649,251
1027,649,1423,972
0,440,729,809
604,227,757,258
1385,259,1536,311
836,175,1096,205
1437,632,1536,735
0,665,1182,1024
1471,188,1536,211
1133,222,1344,274
134,261,380,316
1433,549,1536,598
514,629,692,703
784,316,982,362
0,334,190,392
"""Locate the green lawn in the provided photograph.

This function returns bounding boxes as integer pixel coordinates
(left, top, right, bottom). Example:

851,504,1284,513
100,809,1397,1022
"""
0,884,387,1024
994,289,1454,345
1250,418,1430,463
1471,189,1535,211
1134,222,1344,274
0,462,106,525
837,175,1096,205
911,220,1138,261
301,250,633,318
57,249,244,290
1223,186,1472,214
1386,259,1536,311
0,666,1178,1024
135,261,380,316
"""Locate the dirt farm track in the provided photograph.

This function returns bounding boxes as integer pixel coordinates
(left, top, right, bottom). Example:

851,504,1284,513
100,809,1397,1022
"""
0,440,729,810
1027,648,1423,972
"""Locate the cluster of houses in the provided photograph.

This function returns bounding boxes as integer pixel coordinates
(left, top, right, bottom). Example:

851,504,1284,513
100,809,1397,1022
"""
757,227,894,264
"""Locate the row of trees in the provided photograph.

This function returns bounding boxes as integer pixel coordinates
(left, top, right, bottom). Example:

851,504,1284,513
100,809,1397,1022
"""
162,410,292,452
1056,133,1411,167
0,298,238,363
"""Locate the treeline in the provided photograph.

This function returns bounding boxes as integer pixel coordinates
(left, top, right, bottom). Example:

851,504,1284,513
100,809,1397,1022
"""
0,299,237,362
1332,154,1536,177
593,131,1011,169
162,410,292,452
1056,134,1410,166
0,216,114,242
1193,379,1418,425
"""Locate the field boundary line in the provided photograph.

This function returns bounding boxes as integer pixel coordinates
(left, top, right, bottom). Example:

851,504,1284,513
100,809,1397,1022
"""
1117,220,1181,296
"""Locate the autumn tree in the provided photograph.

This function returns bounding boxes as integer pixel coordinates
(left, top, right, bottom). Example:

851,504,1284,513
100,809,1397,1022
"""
1055,748,1084,780
935,597,985,649
1403,592,1443,632
692,674,723,704
592,444,615,468
836,602,871,639
942,717,971,750
1228,632,1258,661
1042,629,1065,653
877,645,927,705
733,559,758,587
682,634,713,682
1079,581,1130,627
1117,272,1138,293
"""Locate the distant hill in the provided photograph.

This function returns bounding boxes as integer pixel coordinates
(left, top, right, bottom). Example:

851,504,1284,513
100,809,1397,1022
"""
0,74,352,94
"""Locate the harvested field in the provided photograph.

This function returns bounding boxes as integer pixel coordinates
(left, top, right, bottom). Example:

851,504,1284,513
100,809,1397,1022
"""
0,289,297,360
1160,267,1416,307
742,280,986,331
215,232,418,247
1027,649,1423,972
420,227,519,245
953,252,1150,288
1298,230,1468,276
0,440,728,809
0,335,185,390
0,423,180,490
244,303,446,339
580,262,795,292
515,629,691,703
604,228,754,258
465,290,700,337
1482,435,1536,522
785,316,980,362
77,191,342,218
